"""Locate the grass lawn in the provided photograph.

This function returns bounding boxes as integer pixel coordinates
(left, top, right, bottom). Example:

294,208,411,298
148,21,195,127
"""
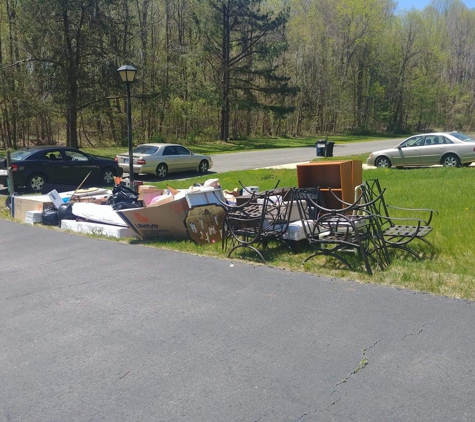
1,151,473,300
131,162,475,300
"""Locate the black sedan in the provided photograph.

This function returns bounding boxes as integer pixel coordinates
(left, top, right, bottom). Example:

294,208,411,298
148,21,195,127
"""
0,146,123,192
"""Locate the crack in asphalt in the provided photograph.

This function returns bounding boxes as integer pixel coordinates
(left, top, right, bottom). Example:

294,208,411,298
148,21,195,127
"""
288,338,384,422
253,413,270,422
335,338,384,389
398,319,440,342
399,323,427,342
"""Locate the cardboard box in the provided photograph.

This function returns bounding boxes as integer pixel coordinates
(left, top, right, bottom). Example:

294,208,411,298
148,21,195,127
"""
138,185,164,201
12,194,54,221
144,192,173,207
185,188,225,208
116,196,190,239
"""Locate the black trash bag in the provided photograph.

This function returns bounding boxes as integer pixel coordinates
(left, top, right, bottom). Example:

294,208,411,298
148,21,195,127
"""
111,201,143,210
57,202,76,221
108,185,139,205
41,207,59,226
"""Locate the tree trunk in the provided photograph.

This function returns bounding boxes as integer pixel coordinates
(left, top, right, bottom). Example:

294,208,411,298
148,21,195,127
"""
220,2,230,142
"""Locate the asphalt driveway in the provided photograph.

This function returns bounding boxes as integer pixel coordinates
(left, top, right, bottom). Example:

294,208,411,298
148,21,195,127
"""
1,219,474,422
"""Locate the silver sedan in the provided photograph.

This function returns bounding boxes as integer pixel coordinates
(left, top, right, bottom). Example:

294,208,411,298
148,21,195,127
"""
115,143,213,178
367,132,475,168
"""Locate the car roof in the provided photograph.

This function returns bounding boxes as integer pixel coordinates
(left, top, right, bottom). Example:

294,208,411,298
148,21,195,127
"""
136,143,183,148
17,145,77,151
411,132,465,136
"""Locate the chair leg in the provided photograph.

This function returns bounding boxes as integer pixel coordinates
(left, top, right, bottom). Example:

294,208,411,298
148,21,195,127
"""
227,243,267,263
303,249,359,273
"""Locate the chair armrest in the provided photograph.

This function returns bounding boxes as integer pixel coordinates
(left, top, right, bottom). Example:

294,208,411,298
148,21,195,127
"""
385,204,438,225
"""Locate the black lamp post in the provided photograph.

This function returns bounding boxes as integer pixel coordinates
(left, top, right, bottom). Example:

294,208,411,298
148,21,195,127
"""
117,64,137,189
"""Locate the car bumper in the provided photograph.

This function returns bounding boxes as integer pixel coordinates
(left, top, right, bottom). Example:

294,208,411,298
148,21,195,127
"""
118,163,150,174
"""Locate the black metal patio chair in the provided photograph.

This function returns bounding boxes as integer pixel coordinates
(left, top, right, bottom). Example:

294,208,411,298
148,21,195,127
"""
293,186,389,275
361,178,438,259
221,187,295,263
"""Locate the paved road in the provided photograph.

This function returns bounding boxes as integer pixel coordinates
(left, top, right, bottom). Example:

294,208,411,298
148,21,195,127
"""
209,139,400,173
1,219,474,422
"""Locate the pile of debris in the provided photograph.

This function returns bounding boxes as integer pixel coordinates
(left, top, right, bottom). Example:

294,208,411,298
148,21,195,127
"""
8,178,241,245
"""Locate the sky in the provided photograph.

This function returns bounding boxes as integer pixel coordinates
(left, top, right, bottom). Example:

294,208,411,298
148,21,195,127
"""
396,0,475,11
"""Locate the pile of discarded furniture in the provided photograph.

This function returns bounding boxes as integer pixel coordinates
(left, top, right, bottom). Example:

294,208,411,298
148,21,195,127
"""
9,178,231,243
215,179,437,275
7,160,438,274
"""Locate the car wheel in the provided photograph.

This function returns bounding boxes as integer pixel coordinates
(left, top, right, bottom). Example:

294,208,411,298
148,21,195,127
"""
375,156,392,168
100,168,116,186
198,160,209,174
442,154,460,167
27,173,47,192
156,163,168,179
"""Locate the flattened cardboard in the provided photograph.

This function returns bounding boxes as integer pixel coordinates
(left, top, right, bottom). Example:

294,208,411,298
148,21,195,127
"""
116,196,190,239
12,189,112,221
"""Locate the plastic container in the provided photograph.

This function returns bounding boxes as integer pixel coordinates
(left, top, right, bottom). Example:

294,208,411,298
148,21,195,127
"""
316,140,326,157
242,186,259,196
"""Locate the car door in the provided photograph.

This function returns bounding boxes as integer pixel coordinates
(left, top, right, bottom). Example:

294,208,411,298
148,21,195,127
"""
162,146,181,171
420,135,445,165
36,150,70,183
61,149,98,184
174,145,195,172
394,135,424,165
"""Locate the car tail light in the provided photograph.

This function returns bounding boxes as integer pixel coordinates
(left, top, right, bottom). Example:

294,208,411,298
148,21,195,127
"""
137,158,146,165
10,164,18,172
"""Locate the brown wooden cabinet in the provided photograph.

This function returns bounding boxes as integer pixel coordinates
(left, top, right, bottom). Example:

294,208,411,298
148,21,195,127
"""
296,160,363,209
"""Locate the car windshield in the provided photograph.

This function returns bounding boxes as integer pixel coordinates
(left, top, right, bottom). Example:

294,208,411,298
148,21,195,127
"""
133,145,160,154
450,132,473,142
11,150,34,160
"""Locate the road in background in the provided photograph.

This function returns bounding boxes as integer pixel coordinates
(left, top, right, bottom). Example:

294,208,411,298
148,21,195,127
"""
203,139,400,173
1,219,474,422
0,139,398,193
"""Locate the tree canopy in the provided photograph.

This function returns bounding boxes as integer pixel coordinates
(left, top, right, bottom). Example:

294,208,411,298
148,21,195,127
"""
1,0,475,148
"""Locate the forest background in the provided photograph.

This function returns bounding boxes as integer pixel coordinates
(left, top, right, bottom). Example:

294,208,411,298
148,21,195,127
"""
1,0,474,150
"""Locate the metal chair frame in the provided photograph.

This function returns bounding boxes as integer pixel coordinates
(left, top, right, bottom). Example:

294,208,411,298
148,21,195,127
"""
294,186,389,275
221,188,294,263
361,178,437,259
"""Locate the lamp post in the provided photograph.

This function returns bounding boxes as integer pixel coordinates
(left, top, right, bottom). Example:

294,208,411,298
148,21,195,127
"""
117,64,137,189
